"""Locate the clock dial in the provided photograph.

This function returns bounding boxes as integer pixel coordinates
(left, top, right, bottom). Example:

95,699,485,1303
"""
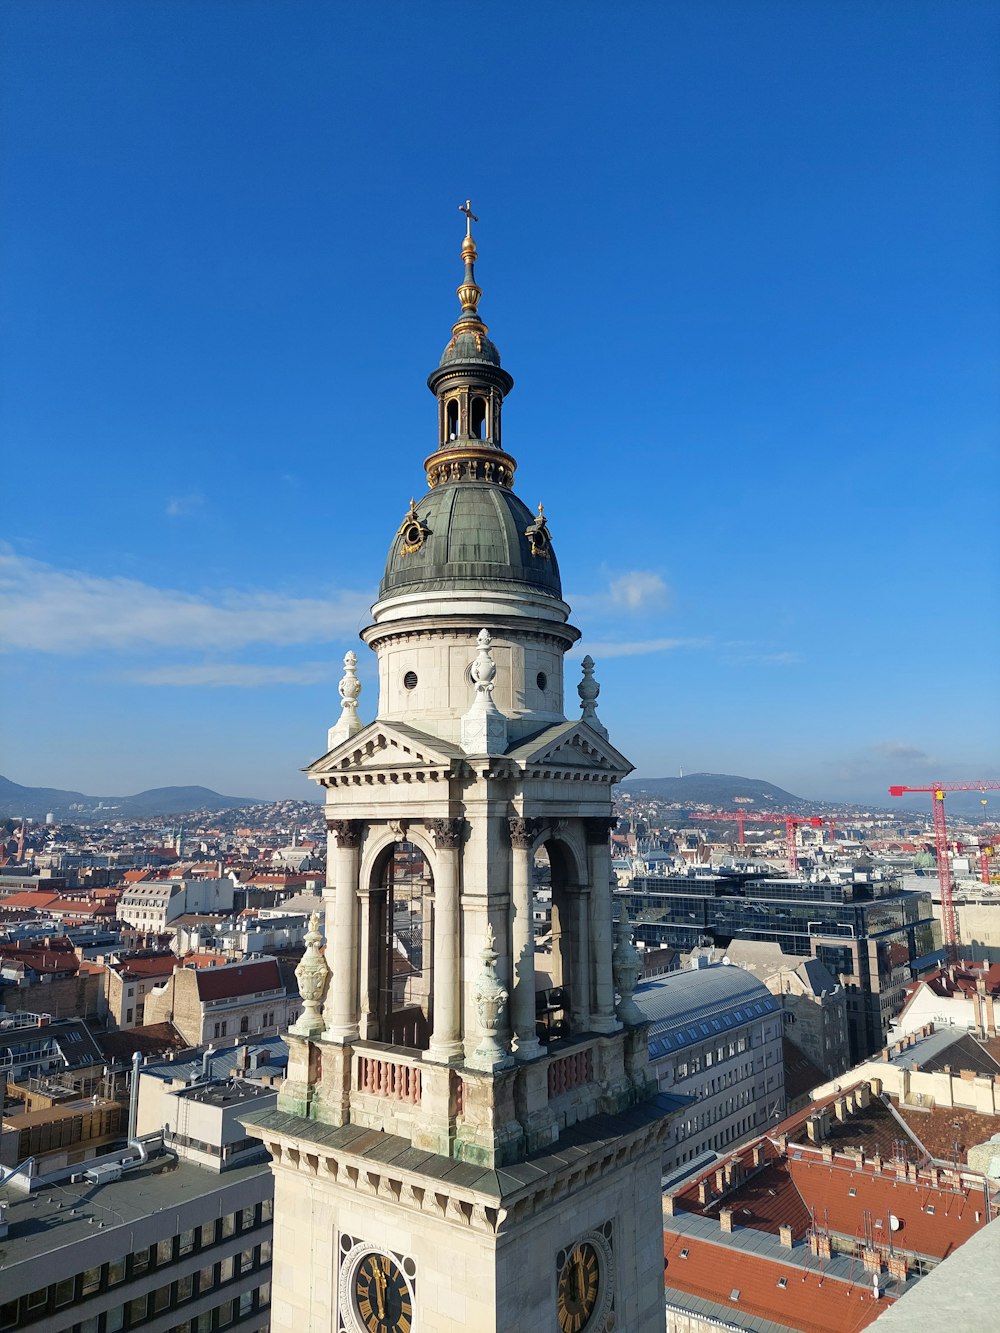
353,1251,412,1333
557,1240,600,1333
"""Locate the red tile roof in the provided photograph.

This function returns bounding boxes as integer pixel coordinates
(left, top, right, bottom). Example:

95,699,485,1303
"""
663,1234,892,1333
0,891,60,909
193,958,282,1001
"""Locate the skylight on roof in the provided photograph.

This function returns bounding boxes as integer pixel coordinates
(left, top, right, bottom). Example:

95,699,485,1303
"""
730,1289,741,1302
679,1248,689,1259
777,1278,787,1289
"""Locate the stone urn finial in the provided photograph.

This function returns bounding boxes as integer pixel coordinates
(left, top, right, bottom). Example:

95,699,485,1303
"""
461,629,508,755
328,650,363,749
469,923,513,1070
578,655,608,737
612,907,643,1026
291,911,329,1038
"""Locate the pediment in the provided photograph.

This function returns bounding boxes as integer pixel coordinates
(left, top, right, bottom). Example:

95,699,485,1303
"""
508,721,634,779
306,720,464,781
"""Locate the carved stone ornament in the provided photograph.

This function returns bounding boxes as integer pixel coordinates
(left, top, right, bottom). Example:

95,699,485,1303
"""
578,654,609,738
427,817,463,850
469,922,513,1071
329,819,362,849
389,819,410,843
290,911,329,1038
460,629,508,756
327,650,363,749
508,817,539,850
612,907,644,1026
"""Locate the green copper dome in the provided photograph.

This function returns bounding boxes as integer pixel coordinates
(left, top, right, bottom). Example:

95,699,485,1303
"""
380,484,562,601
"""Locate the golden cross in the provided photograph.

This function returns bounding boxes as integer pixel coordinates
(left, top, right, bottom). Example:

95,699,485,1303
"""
458,199,479,236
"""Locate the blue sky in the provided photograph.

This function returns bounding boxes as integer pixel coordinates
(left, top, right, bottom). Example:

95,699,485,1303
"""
1,1,997,807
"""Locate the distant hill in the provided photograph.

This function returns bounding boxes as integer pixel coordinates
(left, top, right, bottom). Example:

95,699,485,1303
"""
0,775,264,822
620,772,816,812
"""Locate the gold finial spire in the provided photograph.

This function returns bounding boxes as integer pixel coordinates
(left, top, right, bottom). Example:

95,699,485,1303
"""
456,199,482,316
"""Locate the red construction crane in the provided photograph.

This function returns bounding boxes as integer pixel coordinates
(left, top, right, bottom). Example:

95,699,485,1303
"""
689,811,824,873
888,782,1000,963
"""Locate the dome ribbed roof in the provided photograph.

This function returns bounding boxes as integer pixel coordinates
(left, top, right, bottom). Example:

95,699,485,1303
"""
438,327,502,369
380,484,562,601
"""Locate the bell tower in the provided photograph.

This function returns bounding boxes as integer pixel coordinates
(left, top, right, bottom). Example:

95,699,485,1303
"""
245,209,675,1333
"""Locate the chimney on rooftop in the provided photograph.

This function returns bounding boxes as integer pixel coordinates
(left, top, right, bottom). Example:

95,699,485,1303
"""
719,1208,734,1233
779,1224,794,1249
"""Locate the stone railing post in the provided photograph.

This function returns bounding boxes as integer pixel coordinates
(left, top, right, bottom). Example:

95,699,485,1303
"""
426,818,465,1063
323,819,362,1043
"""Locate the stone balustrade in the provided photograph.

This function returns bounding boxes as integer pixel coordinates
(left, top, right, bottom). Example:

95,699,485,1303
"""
353,1045,423,1105
547,1042,595,1099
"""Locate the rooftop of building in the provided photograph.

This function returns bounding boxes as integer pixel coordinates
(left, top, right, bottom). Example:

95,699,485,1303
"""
140,1033,288,1084
175,1078,276,1109
633,961,780,1057
664,1225,896,1333
0,1150,270,1275
783,1039,827,1105
96,1022,190,1063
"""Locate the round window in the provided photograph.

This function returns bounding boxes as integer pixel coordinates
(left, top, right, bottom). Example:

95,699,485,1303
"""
536,671,548,691
403,671,418,691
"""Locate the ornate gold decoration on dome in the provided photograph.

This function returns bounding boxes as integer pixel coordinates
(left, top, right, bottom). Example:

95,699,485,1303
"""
525,502,552,558
423,443,517,490
397,497,431,555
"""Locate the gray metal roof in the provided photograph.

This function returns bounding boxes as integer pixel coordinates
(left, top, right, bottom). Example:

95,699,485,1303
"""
380,482,563,601
141,1034,288,1084
633,964,779,1059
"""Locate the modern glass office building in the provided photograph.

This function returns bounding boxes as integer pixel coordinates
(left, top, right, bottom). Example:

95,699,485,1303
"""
619,871,936,1062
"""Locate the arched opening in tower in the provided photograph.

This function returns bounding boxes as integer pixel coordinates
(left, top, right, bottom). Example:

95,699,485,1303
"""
534,838,585,1047
470,395,487,440
446,398,459,441
368,841,434,1049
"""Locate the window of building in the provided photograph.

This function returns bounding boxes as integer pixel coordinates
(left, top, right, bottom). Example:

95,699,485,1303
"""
107,1258,127,1288
127,1295,147,1324
198,1266,216,1295
217,1299,236,1329
179,1228,196,1256
239,1247,255,1273
219,1256,235,1283
240,1205,257,1232
151,1285,171,1314
240,1015,249,1034
54,1279,75,1308
105,1305,124,1333
132,1247,151,1277
0,1301,17,1330
262,1197,273,1223
199,1221,217,1248
196,1314,213,1333
175,1274,195,1304
221,1213,236,1239
157,1237,175,1266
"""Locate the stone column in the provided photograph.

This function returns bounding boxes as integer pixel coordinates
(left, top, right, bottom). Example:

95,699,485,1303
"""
509,818,543,1059
569,883,592,1033
426,818,464,1063
586,817,621,1033
323,819,362,1044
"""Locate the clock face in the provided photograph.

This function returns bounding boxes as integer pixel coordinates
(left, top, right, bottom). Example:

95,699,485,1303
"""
352,1251,412,1333
556,1240,600,1333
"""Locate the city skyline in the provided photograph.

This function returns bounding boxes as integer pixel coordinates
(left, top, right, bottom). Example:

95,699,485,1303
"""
2,2,997,806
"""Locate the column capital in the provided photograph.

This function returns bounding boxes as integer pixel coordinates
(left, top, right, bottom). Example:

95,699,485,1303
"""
427,817,464,850
328,818,363,849
508,816,540,850
585,816,618,846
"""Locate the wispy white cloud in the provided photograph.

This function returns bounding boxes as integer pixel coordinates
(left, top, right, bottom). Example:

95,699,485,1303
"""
570,569,671,615
572,637,708,659
0,547,373,654
873,741,929,761
125,662,335,687
165,492,205,518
